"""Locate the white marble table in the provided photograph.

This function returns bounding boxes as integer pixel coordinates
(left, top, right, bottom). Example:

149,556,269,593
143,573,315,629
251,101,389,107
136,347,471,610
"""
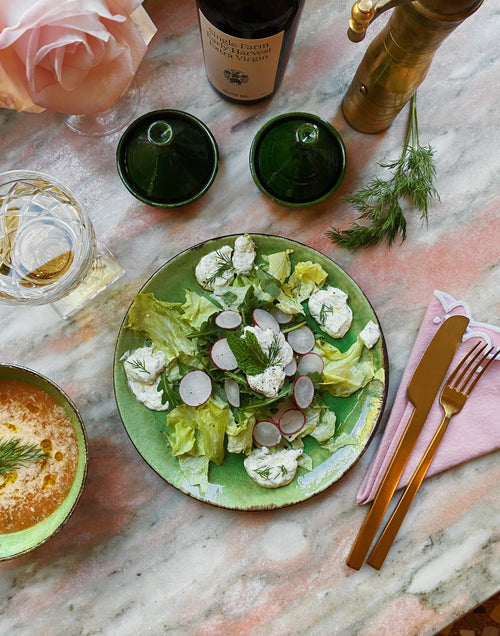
1,1,499,634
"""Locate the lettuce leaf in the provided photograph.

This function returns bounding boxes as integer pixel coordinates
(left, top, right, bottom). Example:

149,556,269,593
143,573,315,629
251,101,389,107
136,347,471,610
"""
226,411,255,454
321,432,359,454
211,283,253,310
315,338,375,397
165,396,234,465
310,408,337,443
262,250,293,283
126,293,197,364
181,290,219,329
277,261,328,314
178,455,210,494
287,261,328,298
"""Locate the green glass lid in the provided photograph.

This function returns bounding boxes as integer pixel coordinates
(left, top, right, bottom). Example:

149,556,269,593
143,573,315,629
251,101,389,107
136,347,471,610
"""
116,109,219,208
249,112,346,207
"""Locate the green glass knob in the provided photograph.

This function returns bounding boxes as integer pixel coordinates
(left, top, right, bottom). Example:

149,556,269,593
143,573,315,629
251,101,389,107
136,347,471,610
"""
117,110,219,208
147,121,174,146
295,123,320,148
249,112,346,207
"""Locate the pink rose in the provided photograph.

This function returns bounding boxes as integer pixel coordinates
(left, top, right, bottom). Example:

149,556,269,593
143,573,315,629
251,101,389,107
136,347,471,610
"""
0,0,156,114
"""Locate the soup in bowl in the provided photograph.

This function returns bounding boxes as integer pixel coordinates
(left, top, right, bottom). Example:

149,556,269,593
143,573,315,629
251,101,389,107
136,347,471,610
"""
0,364,88,560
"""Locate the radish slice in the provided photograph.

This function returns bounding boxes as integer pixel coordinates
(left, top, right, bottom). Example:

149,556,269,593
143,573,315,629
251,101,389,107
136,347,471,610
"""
179,370,212,407
252,308,280,334
224,378,240,408
284,357,297,377
271,307,294,324
287,325,315,354
293,374,315,409
297,352,324,376
272,397,296,423
215,310,242,329
253,420,281,447
210,338,238,371
278,409,306,436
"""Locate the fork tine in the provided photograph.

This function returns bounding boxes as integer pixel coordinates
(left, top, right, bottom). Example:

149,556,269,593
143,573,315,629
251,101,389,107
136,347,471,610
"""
453,343,490,390
448,343,498,395
464,347,500,394
447,341,484,388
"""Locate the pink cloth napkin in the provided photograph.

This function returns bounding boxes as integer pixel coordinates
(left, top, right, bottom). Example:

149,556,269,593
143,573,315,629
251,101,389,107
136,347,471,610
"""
357,290,500,505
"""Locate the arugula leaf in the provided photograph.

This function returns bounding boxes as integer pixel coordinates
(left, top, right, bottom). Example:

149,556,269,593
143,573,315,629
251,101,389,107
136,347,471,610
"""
238,285,260,320
255,267,282,298
243,382,293,411
159,374,182,411
219,290,238,306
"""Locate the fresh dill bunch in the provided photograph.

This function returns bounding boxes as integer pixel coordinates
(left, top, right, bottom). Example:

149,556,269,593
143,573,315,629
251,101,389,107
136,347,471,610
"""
327,93,439,249
0,438,49,475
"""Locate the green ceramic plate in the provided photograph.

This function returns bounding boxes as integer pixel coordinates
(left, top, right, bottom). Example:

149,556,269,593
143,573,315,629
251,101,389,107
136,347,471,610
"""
113,234,387,510
0,365,88,560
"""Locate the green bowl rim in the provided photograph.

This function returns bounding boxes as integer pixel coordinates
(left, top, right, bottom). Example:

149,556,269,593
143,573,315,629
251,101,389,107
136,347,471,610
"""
116,109,219,209
0,363,88,561
249,111,347,207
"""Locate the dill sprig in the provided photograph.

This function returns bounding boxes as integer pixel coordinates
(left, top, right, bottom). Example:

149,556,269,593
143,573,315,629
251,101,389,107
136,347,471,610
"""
206,249,234,285
0,438,49,475
327,93,439,249
128,358,149,373
254,466,272,480
319,303,338,323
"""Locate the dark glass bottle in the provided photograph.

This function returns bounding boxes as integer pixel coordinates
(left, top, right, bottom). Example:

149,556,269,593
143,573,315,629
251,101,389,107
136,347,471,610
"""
196,0,305,104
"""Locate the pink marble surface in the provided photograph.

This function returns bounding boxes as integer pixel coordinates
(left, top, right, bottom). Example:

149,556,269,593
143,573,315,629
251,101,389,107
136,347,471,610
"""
0,0,499,634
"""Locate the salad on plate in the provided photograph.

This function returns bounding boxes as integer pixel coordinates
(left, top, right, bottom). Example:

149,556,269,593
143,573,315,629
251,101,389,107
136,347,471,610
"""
117,234,385,499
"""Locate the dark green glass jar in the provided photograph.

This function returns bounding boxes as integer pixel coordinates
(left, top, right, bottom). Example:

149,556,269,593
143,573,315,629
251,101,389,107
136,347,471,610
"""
250,112,347,206
116,110,219,208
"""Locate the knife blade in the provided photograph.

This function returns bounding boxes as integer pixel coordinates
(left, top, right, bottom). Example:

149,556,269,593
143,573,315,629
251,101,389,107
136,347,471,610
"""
346,314,469,570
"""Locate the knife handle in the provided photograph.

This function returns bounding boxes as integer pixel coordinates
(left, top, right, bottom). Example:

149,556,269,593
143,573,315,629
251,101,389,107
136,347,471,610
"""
346,408,422,570
367,413,451,569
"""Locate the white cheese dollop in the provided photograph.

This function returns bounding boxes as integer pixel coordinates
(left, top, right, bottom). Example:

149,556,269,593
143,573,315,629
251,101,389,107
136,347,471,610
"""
244,446,303,488
247,365,286,398
243,325,294,398
123,345,166,384
244,325,293,368
232,234,256,274
127,376,169,411
308,286,353,338
360,320,380,349
123,346,169,411
195,245,234,290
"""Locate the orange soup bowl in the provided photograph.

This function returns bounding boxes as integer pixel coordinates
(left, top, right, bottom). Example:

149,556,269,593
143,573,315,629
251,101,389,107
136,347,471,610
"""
0,364,88,560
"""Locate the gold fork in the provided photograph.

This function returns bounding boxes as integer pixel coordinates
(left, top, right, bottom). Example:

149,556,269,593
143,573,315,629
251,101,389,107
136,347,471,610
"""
367,340,500,569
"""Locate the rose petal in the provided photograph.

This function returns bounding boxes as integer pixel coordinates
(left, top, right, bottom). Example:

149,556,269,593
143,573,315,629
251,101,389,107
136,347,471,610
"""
0,1,156,114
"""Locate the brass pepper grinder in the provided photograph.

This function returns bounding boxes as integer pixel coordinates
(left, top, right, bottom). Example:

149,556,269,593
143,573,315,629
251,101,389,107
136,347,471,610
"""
342,0,484,133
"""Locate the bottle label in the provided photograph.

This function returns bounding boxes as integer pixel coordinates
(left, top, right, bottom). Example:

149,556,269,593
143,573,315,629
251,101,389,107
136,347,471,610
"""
199,10,284,101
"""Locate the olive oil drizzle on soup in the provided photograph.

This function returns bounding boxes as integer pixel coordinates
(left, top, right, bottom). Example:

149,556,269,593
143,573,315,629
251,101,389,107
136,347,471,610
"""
0,380,78,534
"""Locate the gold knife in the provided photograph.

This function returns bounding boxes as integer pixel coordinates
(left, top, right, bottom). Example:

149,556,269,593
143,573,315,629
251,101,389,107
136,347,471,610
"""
346,314,469,570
